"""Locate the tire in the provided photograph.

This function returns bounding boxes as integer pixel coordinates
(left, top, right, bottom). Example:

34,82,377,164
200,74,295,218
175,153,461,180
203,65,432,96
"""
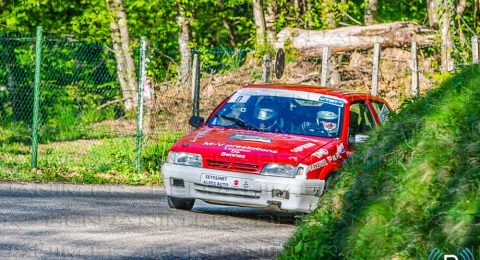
167,196,195,210
323,172,337,194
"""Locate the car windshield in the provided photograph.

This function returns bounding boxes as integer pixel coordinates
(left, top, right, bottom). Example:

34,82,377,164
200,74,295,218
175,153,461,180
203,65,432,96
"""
207,88,344,138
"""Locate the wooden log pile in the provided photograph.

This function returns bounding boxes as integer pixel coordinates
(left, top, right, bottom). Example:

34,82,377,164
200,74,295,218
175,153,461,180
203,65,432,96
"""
273,22,436,57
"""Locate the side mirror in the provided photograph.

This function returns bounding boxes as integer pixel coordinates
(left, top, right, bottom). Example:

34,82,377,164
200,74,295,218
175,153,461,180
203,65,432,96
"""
189,116,204,128
349,134,369,145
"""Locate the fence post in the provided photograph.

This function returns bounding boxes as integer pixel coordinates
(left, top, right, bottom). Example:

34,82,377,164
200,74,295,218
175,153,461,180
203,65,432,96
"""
135,36,147,173
191,51,201,117
472,36,479,64
31,26,43,168
262,54,270,83
321,47,330,86
371,43,380,96
411,41,419,97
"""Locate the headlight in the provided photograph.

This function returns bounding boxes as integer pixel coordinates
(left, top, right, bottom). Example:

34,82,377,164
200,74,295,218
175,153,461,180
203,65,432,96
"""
260,163,296,178
166,152,203,167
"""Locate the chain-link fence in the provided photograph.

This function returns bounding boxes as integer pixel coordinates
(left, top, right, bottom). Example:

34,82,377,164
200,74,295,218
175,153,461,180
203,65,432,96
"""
0,27,169,184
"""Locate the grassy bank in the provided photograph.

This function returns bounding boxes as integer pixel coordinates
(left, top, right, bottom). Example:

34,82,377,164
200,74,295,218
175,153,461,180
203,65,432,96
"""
281,66,480,258
0,128,180,185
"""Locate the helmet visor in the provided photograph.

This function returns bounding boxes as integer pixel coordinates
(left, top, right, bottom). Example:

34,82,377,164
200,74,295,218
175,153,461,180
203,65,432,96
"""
257,108,277,121
317,110,338,121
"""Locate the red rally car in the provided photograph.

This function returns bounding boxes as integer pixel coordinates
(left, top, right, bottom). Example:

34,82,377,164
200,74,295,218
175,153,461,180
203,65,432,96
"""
162,84,391,212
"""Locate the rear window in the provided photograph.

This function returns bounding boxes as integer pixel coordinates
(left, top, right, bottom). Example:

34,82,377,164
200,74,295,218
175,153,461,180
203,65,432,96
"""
371,100,390,124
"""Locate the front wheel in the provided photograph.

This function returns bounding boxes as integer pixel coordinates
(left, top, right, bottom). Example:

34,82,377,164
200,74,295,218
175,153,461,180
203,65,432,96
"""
323,172,338,194
167,196,195,210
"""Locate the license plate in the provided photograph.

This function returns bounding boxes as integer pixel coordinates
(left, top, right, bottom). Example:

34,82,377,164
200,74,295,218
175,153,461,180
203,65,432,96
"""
200,174,254,190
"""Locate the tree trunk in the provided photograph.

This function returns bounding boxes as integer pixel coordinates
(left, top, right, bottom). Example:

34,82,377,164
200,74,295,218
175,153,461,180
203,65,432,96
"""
475,0,479,31
340,0,349,23
427,0,440,28
217,0,237,47
294,0,301,26
455,0,467,43
274,22,435,57
364,0,377,25
177,2,192,85
265,0,277,43
106,0,137,112
305,0,313,28
324,0,337,29
441,0,454,72
302,0,309,28
456,0,467,15
253,0,267,46
323,0,340,87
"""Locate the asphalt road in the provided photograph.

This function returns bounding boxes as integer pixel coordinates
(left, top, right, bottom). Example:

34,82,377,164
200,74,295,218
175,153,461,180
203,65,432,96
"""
0,183,296,259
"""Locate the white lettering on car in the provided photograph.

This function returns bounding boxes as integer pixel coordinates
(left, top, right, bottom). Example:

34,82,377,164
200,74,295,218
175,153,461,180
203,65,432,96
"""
220,152,246,159
307,159,328,172
225,148,251,154
192,129,209,142
203,142,225,147
307,143,346,173
224,144,278,154
288,156,298,162
312,148,329,158
319,96,344,107
202,142,278,154
291,142,316,153
327,153,341,163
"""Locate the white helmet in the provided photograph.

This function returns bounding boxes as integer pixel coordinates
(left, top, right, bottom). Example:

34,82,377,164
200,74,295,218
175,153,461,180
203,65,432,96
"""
317,110,338,133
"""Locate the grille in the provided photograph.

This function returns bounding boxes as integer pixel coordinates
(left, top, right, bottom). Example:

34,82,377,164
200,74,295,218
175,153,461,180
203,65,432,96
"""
205,159,259,173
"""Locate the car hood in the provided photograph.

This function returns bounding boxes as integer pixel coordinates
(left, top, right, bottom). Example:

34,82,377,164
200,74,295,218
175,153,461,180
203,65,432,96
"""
171,126,333,173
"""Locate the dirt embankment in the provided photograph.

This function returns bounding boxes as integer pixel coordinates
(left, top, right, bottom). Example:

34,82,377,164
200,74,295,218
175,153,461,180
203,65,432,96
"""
150,48,440,134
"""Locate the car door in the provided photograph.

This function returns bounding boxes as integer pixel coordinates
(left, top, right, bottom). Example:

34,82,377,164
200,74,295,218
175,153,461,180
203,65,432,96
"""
347,100,377,147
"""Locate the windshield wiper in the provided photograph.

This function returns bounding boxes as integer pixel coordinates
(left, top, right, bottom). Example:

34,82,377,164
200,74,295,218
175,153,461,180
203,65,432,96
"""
215,114,259,131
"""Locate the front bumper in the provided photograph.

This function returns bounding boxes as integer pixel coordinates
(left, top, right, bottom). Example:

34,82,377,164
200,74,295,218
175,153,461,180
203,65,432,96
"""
162,163,325,212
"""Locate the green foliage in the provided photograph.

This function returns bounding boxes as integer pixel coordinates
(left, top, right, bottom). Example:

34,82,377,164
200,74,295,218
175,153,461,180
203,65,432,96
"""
377,0,427,22
142,133,183,175
1,0,479,83
0,0,255,82
280,65,480,259
283,38,298,62
0,130,183,185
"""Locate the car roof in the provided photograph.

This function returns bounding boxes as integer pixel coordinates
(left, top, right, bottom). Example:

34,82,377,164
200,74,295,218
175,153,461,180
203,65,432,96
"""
242,84,376,101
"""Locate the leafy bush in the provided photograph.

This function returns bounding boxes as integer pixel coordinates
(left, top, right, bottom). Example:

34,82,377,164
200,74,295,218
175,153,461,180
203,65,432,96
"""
142,133,183,174
281,65,480,259
197,47,249,74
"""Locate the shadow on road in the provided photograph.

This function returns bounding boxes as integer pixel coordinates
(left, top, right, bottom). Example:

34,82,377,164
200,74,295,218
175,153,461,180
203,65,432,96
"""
192,202,302,225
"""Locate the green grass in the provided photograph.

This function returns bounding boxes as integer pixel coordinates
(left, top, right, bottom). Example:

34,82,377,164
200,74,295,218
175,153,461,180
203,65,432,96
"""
0,129,181,185
280,65,480,259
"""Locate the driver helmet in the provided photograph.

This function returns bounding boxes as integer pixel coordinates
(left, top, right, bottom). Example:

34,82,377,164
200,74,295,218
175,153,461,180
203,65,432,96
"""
254,98,280,131
317,110,338,134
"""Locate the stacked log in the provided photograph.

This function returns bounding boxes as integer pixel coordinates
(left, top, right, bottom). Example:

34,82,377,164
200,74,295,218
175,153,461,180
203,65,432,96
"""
274,22,436,57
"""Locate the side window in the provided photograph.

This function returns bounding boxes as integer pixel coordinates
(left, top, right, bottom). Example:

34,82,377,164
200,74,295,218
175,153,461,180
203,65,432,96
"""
371,100,390,124
349,101,376,145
